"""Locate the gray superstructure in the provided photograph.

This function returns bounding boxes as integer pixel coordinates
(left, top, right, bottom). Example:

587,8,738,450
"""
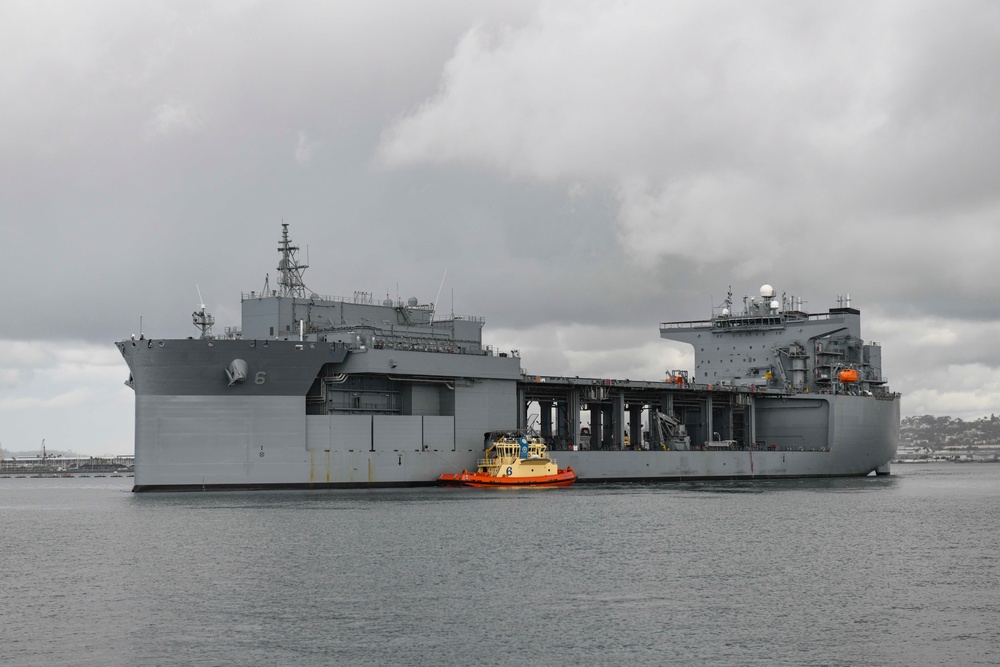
659,285,886,395
118,227,898,491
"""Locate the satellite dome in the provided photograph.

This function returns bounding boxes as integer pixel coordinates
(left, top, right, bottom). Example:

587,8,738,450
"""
408,297,418,306
770,300,780,311
760,284,775,298
383,298,393,306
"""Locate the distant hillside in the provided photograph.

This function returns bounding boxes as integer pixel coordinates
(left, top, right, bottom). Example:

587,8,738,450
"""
902,415,1000,449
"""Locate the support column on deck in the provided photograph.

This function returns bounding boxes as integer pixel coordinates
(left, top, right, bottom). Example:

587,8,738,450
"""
539,400,553,439
714,398,732,441
568,387,580,450
602,404,614,450
613,392,626,450
645,403,656,449
555,399,568,441
704,394,713,447
590,404,602,451
628,403,643,450
517,385,527,430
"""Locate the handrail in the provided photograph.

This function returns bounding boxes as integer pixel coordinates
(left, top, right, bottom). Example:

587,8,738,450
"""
659,312,839,330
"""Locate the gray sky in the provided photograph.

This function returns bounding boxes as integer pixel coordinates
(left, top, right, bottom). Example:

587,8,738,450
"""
2,1,999,455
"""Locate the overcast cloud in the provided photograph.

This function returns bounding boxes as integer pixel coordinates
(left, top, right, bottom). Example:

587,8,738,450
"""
1,0,998,455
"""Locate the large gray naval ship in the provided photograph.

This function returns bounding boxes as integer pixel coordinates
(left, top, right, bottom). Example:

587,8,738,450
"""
118,225,899,491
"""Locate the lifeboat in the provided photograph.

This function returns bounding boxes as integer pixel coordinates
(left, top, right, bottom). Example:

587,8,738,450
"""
438,432,576,488
838,369,859,383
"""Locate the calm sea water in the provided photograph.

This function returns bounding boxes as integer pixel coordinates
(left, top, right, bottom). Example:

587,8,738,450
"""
1,464,998,666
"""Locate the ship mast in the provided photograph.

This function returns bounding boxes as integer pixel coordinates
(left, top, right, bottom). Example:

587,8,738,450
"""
192,284,215,339
277,223,309,298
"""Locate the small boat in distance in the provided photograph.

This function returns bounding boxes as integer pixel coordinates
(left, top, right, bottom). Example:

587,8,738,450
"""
438,431,576,488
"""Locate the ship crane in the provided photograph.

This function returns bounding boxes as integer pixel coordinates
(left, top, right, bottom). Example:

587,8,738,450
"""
39,439,55,466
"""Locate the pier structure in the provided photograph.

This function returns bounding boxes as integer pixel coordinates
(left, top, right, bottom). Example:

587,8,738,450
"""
518,374,767,451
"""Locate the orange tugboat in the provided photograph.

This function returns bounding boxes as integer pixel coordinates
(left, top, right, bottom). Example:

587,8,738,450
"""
438,431,576,488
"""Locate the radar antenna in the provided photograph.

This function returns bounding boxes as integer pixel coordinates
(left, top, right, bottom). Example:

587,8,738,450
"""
716,286,733,317
192,284,215,339
277,223,310,298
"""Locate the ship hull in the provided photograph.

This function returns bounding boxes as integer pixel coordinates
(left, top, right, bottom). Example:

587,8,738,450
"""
119,228,901,491
123,339,898,490
437,469,577,487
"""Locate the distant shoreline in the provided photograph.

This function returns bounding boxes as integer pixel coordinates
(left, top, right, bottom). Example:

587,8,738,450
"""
892,459,999,464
